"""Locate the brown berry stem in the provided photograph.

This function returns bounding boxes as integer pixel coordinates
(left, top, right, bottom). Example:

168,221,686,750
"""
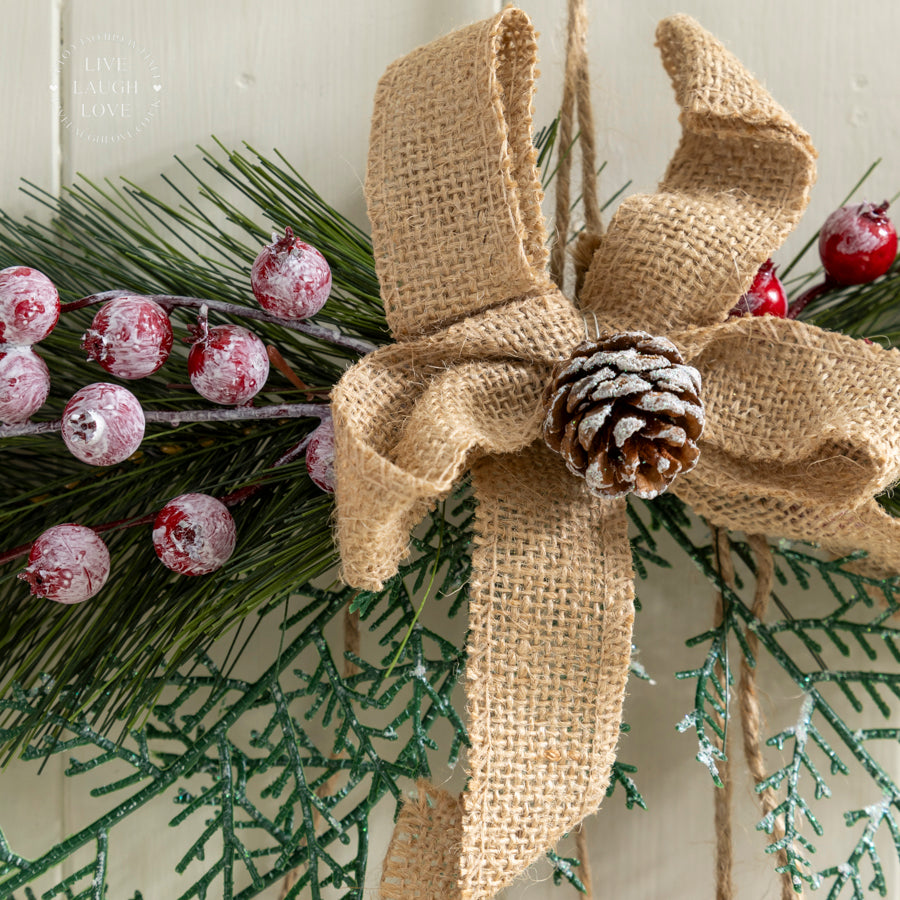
785,275,839,319
0,428,322,566
266,344,328,397
60,289,377,356
0,402,330,438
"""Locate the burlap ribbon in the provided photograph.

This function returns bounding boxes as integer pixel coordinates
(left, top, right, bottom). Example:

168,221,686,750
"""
332,9,900,898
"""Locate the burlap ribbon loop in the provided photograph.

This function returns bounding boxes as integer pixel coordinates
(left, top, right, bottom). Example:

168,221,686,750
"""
333,9,900,899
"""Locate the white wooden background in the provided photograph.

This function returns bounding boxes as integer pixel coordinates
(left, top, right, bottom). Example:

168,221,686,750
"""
1,2,899,898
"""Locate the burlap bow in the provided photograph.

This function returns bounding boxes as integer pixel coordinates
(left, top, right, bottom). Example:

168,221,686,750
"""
332,9,900,898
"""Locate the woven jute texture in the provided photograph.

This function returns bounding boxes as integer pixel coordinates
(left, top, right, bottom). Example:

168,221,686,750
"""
332,8,900,898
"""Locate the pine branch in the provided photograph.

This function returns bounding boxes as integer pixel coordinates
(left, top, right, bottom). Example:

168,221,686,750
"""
0,502,469,899
0,142,390,749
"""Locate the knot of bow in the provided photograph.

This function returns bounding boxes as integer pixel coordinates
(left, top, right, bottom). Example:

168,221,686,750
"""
331,10,900,899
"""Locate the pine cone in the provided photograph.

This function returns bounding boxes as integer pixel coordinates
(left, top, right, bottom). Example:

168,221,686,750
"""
542,331,704,499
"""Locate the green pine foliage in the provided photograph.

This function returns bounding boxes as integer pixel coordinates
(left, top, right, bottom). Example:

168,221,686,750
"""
0,142,388,752
2,140,900,898
0,493,471,900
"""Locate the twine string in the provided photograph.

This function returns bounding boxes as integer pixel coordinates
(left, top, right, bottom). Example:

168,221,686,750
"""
712,527,736,900
741,535,802,900
574,822,594,899
563,7,600,892
551,0,603,297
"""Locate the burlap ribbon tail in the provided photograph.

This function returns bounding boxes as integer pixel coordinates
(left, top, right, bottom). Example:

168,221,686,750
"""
332,10,900,899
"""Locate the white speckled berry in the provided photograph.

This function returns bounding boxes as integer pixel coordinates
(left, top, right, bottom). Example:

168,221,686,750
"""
188,324,269,405
0,346,50,424
82,296,173,379
61,382,145,466
251,227,332,320
0,266,60,345
152,493,237,575
19,524,110,603
306,418,335,493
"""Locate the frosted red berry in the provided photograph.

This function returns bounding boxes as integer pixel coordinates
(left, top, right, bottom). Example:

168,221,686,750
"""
19,524,110,604
152,493,237,575
61,382,145,466
251,227,332,320
819,201,898,285
728,259,787,318
188,322,269,405
82,296,173,379
0,346,50,424
0,266,60,345
306,417,335,493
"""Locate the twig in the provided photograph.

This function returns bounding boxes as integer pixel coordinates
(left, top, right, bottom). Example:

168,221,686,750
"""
0,402,330,438
266,345,329,397
786,276,838,319
60,289,377,356
0,430,320,567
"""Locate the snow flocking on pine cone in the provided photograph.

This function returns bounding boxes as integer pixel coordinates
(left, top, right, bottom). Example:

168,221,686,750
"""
542,331,705,499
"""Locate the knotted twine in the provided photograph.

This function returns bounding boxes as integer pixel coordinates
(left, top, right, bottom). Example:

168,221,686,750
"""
331,9,900,898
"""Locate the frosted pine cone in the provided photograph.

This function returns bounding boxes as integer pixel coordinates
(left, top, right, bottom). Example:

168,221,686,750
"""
542,332,704,499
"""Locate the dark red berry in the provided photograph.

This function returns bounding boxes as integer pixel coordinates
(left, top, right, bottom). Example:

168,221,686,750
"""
306,418,335,492
19,524,110,603
251,227,332,320
152,493,237,575
61,382,145,466
818,201,898,285
0,266,60,345
0,346,50,424
729,259,787,318
188,322,269,405
82,296,173,379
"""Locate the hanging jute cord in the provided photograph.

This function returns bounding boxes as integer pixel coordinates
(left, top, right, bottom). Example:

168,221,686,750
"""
557,2,599,891
712,531,804,900
712,528,736,900
550,0,604,299
742,536,803,900
574,823,594,899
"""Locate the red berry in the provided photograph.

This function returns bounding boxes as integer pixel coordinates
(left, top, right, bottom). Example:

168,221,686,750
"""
251,227,332,320
306,418,335,492
188,322,270,405
0,266,60,345
729,259,787,318
152,493,237,575
61,382,145,466
82,296,173,379
818,201,898,285
0,346,50,424
19,524,110,603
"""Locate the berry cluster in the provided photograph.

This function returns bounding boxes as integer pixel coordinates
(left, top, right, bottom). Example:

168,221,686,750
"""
0,267,60,425
728,200,898,322
3,228,340,605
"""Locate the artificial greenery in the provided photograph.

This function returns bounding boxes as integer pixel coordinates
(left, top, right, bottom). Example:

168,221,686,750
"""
1,140,900,898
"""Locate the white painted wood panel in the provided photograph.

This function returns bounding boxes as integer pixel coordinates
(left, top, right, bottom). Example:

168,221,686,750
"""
526,1,900,260
1,3,900,899
0,1,66,891
0,0,59,209
59,0,499,227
